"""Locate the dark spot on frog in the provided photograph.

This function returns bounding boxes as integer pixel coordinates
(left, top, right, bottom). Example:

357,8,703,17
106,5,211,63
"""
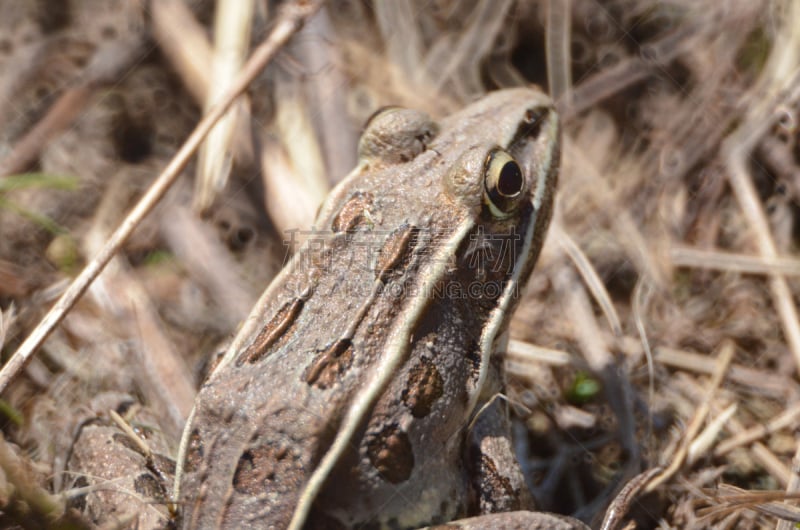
150,452,176,476
233,448,270,493
238,297,304,365
475,454,519,512
365,422,414,484
402,356,444,417
332,191,374,233
232,443,297,494
375,224,420,282
134,473,168,502
303,339,354,389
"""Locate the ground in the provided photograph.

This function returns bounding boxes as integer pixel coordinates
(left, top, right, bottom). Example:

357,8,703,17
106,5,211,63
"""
0,1,799,528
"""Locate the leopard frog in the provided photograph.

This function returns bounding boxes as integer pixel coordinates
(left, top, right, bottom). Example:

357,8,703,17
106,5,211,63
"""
173,87,579,529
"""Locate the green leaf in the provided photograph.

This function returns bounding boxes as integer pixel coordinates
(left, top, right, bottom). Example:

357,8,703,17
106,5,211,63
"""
0,173,79,193
567,371,601,404
0,399,23,427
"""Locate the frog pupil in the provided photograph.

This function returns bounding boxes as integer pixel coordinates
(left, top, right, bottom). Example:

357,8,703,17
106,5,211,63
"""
498,161,522,197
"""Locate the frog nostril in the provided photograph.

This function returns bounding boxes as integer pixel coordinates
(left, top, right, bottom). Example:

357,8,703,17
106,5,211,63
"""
522,108,546,139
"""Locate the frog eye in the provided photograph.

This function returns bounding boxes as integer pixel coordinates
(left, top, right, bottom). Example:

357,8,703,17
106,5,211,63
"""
484,148,525,217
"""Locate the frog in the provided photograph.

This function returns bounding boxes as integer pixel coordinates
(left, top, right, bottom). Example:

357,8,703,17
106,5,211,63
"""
69,87,590,530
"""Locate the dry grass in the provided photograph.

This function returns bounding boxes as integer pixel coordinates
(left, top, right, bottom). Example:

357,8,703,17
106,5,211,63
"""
0,0,799,528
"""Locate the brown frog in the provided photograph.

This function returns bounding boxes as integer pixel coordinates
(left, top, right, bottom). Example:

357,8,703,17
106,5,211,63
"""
173,87,582,529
